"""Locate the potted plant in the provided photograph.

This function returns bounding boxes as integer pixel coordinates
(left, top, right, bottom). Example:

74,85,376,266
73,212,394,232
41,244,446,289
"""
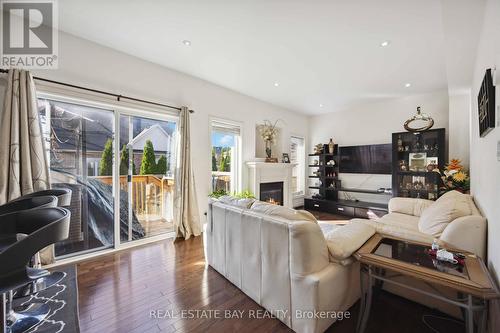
259,119,282,162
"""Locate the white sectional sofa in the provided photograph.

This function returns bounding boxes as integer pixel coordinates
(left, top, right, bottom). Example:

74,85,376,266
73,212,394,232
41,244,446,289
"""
205,197,361,333
205,190,487,330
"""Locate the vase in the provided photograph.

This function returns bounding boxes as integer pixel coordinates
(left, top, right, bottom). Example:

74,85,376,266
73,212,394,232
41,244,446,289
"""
328,138,334,154
265,140,272,158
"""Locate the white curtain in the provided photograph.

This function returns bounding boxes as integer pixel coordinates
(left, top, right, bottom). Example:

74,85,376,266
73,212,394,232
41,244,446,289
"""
0,69,50,205
174,106,201,239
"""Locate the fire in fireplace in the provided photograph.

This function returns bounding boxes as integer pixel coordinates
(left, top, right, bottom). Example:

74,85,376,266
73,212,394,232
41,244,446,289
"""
260,182,284,206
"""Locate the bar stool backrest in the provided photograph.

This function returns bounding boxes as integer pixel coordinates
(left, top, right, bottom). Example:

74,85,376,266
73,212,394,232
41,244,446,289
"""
0,207,70,293
0,196,58,216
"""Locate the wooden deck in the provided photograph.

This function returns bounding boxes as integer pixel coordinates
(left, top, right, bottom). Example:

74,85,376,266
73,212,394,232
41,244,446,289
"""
138,215,175,237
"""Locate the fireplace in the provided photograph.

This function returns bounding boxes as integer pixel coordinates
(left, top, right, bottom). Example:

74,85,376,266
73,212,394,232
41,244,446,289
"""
260,182,284,206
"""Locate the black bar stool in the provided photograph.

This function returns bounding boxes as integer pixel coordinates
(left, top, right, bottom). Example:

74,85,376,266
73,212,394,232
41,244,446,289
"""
13,189,72,207
0,208,70,333
0,196,58,216
8,190,72,298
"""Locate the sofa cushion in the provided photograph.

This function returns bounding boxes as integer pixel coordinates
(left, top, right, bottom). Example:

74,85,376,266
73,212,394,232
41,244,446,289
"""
389,197,434,217
218,195,256,209
378,212,420,231
323,221,375,261
358,219,435,245
418,190,472,236
250,201,317,223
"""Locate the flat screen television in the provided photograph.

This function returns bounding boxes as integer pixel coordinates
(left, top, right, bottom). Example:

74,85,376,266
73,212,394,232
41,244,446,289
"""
339,144,392,174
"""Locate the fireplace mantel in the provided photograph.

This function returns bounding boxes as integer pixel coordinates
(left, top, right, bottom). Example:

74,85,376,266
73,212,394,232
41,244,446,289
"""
246,161,296,208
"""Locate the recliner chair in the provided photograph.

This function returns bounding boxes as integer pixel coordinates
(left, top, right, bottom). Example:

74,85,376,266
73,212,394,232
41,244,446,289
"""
0,207,70,333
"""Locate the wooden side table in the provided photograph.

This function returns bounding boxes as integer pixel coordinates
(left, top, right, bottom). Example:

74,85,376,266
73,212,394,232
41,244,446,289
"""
354,234,499,333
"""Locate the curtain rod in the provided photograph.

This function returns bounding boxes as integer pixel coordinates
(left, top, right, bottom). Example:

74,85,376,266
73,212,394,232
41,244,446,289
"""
0,68,194,113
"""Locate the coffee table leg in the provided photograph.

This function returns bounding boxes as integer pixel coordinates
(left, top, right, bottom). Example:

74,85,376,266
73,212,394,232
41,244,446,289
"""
356,266,366,333
359,266,373,333
478,300,488,333
465,294,474,333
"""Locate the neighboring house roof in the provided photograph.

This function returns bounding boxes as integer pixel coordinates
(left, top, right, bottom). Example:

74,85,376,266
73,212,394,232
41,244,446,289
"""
128,124,171,152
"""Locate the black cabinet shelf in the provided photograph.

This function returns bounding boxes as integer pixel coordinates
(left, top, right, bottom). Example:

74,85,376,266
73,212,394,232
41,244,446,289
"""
339,188,392,195
392,128,446,201
308,144,340,201
396,171,440,176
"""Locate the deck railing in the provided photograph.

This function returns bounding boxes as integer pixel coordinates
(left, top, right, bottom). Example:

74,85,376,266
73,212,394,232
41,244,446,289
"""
211,171,231,192
93,175,174,219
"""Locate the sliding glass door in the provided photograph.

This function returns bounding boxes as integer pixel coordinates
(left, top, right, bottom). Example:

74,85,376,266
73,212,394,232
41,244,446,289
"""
119,114,177,243
38,94,179,259
38,98,116,257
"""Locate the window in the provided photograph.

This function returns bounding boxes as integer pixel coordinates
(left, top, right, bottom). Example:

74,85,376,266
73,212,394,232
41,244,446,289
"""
290,136,305,195
210,119,242,194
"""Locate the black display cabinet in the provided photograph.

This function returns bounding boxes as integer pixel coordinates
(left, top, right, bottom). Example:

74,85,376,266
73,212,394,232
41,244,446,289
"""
391,128,446,200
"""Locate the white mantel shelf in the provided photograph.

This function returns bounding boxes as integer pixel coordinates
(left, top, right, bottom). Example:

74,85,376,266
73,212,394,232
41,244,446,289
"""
246,161,297,168
246,161,296,207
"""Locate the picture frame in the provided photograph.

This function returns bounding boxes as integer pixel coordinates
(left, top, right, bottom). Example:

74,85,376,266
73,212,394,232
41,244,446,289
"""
282,153,290,163
409,153,427,171
478,69,496,137
425,157,439,170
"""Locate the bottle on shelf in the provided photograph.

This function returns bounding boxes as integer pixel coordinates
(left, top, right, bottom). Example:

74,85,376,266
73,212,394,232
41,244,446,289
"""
328,138,335,154
397,135,403,152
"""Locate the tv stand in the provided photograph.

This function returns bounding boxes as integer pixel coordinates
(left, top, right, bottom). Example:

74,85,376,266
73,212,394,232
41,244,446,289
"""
304,197,388,219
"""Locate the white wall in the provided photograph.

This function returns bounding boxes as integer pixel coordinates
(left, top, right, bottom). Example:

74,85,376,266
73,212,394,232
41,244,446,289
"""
470,0,500,328
448,92,471,167
0,32,309,220
308,91,450,203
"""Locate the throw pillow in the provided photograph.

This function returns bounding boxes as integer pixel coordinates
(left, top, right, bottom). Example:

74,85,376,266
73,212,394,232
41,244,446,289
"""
418,190,472,236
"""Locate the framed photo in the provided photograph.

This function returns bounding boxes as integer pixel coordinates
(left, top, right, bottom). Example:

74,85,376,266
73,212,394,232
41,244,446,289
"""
412,176,426,190
282,153,290,163
409,153,427,171
426,157,438,170
478,68,496,137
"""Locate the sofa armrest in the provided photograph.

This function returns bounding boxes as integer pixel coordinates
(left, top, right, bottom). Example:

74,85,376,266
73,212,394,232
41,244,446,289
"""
440,215,487,259
289,222,330,276
388,197,434,217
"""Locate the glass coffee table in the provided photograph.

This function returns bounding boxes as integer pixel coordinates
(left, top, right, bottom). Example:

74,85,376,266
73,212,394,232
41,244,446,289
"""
353,234,499,333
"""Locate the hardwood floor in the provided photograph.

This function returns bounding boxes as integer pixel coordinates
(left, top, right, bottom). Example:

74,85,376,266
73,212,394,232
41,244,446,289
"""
77,236,464,333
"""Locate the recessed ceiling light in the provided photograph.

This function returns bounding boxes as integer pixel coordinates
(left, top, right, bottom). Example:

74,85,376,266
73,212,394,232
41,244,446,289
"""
319,104,323,108
274,82,279,87
404,83,412,88
182,40,191,46
380,40,390,47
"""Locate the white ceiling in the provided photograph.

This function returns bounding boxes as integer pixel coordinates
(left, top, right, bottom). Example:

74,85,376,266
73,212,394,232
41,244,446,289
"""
57,0,480,115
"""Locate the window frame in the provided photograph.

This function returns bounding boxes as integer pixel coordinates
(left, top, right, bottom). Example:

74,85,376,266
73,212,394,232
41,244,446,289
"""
290,134,306,197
